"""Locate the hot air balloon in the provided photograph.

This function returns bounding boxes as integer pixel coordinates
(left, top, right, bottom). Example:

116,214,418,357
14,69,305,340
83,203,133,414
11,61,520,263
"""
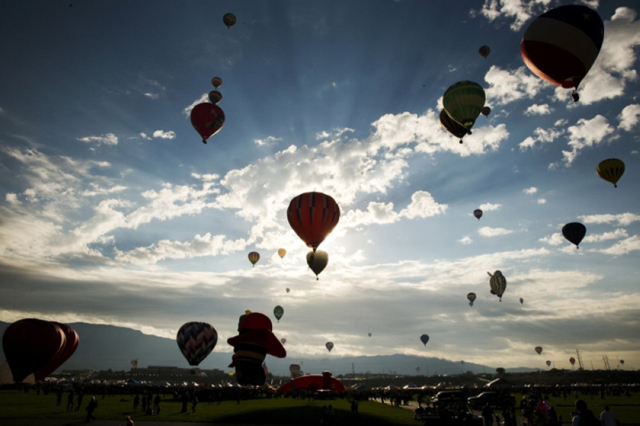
33,322,79,381
562,222,586,248
368,333,372,337
535,346,543,355
569,357,576,366
420,334,429,346
481,106,491,117
211,76,222,88
521,5,604,102
281,338,287,345
208,90,222,104
546,360,551,367
415,366,421,373
176,322,218,366
439,109,468,143
131,359,138,368
487,271,507,301
467,292,477,306
289,363,301,377
326,342,334,352
248,251,260,267
190,103,225,144
2,319,66,383
442,81,486,133
306,250,328,280
278,248,287,258
620,360,624,365
478,45,491,59
520,298,524,304
286,287,290,293
473,209,483,220
223,13,236,29
287,192,340,251
274,305,284,323
597,158,625,188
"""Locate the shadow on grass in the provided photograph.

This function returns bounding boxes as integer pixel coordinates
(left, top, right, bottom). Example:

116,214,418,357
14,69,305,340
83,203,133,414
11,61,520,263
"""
216,406,408,426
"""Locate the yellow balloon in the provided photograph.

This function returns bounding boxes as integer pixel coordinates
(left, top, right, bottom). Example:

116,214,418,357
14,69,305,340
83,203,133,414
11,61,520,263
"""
278,248,286,258
597,158,625,188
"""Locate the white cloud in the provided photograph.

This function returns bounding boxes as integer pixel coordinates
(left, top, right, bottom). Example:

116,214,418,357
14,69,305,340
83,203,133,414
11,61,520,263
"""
458,236,473,245
519,125,565,151
561,115,616,166
183,93,209,117
539,232,564,246
5,193,20,205
524,104,552,116
523,187,537,195
475,0,553,31
77,133,118,146
478,226,514,237
596,235,640,255
537,198,546,204
579,213,640,227
479,203,501,211
139,132,151,140
484,66,544,105
618,104,640,131
583,228,629,243
144,92,159,100
400,191,448,219
254,136,282,146
152,130,176,139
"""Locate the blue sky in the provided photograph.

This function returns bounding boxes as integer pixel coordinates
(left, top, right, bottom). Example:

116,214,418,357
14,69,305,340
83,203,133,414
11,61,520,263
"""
1,0,639,374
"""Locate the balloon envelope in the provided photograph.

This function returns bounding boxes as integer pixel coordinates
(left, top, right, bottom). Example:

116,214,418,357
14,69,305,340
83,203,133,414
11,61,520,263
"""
325,342,334,352
208,90,222,104
562,222,586,248
521,5,604,90
289,363,300,376
481,106,491,117
274,305,284,322
248,251,260,266
467,292,476,306
569,357,576,365
287,192,340,250
176,322,218,366
439,109,468,142
473,209,482,220
488,271,507,301
535,346,543,355
520,298,524,304
190,103,225,143
211,76,222,88
368,333,372,337
546,360,551,367
281,338,287,345
2,319,66,383
420,334,429,346
306,250,329,279
223,13,236,29
286,287,290,293
478,45,490,58
596,158,624,188
278,248,287,258
442,81,485,130
33,323,79,381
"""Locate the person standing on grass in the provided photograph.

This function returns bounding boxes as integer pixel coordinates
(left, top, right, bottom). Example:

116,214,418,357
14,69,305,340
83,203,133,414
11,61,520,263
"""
572,399,600,426
600,405,619,426
125,415,134,426
85,396,98,422
67,390,75,412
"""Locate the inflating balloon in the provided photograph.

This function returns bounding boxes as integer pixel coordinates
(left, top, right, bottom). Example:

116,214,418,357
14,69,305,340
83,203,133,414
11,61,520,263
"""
287,192,340,251
306,250,328,280
478,45,490,59
325,342,334,352
420,334,429,346
562,222,586,249
33,322,79,381
223,13,236,29
473,209,483,220
487,271,507,301
190,103,225,144
176,322,218,366
442,81,486,133
597,158,625,188
439,109,468,143
521,5,604,102
278,248,287,259
248,251,260,267
467,292,477,306
273,305,284,323
535,346,543,355
227,312,286,386
2,319,66,383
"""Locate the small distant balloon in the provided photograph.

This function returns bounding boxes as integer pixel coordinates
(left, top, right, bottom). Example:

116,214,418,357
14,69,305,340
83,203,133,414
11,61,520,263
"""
473,209,483,220
306,250,328,280
481,106,491,117
620,359,624,365
569,357,576,366
208,90,222,104
326,342,334,352
596,158,625,188
546,360,551,367
487,270,507,301
420,334,429,346
535,346,543,355
273,305,284,323
286,288,290,293
248,251,260,267
467,292,477,306
223,13,236,29
562,222,586,249
211,76,223,88
478,45,490,58
368,332,372,337
520,298,524,304
415,365,421,373
278,248,287,259
281,338,286,345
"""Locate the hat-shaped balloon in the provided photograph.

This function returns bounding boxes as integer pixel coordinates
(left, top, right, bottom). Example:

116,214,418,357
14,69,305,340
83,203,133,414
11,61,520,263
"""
227,312,286,385
287,192,340,251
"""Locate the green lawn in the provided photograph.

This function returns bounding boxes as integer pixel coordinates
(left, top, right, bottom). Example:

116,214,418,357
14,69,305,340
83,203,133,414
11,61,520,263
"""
0,391,417,425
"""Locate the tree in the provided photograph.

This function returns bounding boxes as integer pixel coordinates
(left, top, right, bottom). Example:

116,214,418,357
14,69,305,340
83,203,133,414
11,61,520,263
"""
496,367,506,375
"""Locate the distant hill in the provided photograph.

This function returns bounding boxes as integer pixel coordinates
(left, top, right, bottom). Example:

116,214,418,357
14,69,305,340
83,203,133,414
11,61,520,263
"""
0,321,539,377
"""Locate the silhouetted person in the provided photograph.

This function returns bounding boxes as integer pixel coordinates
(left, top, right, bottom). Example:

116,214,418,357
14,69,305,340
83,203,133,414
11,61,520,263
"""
67,391,75,411
600,405,619,426
482,403,494,426
75,392,84,411
85,396,98,422
572,399,600,426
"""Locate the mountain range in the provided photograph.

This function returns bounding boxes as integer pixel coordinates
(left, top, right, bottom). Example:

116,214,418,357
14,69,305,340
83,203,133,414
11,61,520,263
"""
0,322,539,377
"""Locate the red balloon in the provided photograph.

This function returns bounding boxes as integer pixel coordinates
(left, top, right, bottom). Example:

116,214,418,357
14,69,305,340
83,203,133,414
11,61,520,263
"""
2,319,66,383
33,323,79,381
190,103,225,144
287,192,340,250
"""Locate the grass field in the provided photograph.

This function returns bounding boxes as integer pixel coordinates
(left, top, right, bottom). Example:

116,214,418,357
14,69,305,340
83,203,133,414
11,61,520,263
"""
0,391,417,425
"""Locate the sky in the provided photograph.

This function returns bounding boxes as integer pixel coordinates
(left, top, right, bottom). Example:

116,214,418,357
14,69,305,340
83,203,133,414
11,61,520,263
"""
1,0,639,374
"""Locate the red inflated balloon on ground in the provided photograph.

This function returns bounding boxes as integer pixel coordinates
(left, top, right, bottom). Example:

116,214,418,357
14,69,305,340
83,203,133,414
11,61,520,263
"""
33,322,79,381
